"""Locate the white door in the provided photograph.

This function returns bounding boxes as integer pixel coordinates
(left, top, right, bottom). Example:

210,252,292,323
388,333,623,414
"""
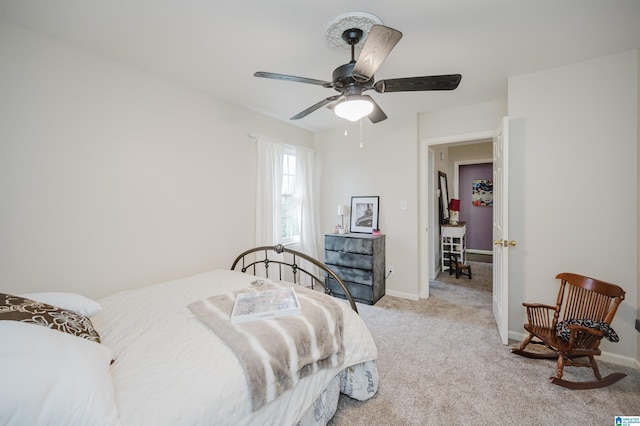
493,117,510,345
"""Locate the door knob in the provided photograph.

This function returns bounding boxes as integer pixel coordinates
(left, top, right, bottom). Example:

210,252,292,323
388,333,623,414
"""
494,240,517,247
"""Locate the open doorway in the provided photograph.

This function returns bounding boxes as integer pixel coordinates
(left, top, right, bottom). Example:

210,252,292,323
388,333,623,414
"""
433,141,493,286
419,121,510,345
417,131,495,296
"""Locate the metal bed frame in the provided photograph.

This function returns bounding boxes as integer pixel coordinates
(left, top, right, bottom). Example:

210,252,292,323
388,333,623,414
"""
230,244,358,313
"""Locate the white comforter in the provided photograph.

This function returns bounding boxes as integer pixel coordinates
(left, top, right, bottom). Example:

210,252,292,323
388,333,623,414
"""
92,269,377,426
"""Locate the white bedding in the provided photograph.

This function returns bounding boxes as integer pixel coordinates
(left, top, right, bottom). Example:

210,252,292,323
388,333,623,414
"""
92,269,378,426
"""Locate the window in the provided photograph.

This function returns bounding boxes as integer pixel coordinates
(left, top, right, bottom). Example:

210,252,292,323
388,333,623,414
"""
281,147,300,244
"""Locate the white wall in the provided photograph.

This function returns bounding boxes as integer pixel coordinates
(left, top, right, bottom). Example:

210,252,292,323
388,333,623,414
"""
508,50,638,363
315,114,420,300
419,99,507,141
0,20,312,298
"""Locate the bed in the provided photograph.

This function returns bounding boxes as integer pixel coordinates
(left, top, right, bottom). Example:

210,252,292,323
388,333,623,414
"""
0,245,378,426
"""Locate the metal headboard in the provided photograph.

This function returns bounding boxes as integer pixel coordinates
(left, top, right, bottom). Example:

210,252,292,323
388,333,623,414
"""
230,244,358,313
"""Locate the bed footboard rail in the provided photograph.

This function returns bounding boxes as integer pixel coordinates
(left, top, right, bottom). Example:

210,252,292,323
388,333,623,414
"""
231,244,358,313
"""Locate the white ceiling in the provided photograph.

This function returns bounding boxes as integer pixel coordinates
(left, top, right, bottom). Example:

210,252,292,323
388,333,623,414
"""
1,0,639,132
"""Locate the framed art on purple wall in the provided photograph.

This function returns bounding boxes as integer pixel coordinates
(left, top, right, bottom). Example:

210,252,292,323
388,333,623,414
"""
472,179,493,206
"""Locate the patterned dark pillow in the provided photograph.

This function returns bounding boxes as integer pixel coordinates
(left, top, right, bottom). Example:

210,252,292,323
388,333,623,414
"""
0,293,101,343
555,318,619,343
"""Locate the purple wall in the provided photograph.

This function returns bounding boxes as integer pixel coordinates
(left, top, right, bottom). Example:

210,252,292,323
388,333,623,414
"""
459,163,493,251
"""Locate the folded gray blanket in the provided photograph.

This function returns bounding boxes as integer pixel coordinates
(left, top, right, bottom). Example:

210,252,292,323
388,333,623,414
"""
188,282,345,412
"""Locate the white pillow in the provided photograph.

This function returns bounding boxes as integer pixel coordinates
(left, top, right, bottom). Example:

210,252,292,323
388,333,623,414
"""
0,321,120,426
18,292,102,317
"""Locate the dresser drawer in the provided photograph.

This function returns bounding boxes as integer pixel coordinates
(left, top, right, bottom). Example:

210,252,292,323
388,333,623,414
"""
442,225,466,238
324,250,374,270
326,277,375,305
327,264,372,286
325,235,373,255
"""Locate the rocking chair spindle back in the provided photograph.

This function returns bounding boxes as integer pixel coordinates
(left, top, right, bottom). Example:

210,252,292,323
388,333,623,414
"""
512,272,626,389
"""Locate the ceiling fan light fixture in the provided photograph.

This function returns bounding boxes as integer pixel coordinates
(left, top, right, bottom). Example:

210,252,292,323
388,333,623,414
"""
334,95,374,121
255,18,461,125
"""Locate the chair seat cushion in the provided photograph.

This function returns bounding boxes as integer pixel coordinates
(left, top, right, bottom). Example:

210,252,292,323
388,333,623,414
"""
555,319,619,342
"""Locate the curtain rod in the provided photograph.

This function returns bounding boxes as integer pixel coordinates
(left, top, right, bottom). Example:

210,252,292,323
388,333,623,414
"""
247,133,315,154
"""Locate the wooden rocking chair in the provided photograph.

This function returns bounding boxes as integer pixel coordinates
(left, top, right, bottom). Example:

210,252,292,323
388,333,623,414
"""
511,272,626,389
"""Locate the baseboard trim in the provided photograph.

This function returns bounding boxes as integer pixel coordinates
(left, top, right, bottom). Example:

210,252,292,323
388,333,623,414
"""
466,249,493,255
385,289,420,301
420,281,429,299
508,330,638,369
601,351,638,369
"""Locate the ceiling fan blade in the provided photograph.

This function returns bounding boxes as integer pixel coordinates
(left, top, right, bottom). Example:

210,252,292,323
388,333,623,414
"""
374,74,462,93
254,71,333,88
353,25,403,82
364,95,387,123
291,95,342,120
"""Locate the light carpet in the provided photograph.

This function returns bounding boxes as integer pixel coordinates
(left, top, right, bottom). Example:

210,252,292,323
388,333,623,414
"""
329,261,640,425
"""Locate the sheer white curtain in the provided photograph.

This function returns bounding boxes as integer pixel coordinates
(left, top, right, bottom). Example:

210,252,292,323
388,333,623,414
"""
295,145,320,259
254,136,283,246
252,135,320,262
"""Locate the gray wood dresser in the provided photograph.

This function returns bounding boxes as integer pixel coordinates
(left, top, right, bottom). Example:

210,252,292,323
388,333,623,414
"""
324,233,385,305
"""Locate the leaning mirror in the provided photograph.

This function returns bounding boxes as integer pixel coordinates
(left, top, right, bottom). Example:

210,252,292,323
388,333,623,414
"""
438,171,449,224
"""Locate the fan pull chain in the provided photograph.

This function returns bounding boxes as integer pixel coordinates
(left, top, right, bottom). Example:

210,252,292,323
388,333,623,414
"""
344,120,348,136
359,119,363,148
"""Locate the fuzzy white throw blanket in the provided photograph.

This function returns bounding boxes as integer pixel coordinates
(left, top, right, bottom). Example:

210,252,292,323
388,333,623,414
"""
188,283,345,411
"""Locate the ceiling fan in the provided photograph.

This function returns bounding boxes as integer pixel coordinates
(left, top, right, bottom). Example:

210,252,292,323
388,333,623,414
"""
254,24,462,124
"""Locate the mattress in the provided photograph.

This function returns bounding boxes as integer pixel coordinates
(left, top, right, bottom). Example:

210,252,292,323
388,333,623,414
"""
91,269,378,425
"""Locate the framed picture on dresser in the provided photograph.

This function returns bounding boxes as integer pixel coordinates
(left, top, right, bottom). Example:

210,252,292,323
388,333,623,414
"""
350,196,379,233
